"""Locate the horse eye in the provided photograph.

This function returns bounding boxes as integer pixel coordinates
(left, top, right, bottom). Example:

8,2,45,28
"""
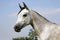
23,14,27,17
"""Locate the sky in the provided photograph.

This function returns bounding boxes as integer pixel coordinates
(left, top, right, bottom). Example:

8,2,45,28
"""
0,0,60,40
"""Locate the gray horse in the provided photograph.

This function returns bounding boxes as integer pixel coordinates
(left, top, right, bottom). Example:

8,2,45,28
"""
14,2,60,40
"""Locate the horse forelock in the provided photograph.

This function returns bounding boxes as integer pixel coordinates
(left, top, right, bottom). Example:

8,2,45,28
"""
18,8,29,15
18,7,25,15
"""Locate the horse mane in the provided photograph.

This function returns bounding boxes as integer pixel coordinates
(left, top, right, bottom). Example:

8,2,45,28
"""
31,10,50,22
18,7,25,15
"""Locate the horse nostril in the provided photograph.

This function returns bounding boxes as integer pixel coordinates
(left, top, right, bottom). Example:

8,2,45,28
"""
14,25,20,32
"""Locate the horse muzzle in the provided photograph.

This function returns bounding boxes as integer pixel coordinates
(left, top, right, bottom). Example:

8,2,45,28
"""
14,24,22,32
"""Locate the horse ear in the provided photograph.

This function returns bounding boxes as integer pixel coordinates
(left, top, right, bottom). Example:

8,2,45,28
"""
23,2,29,10
18,3,22,9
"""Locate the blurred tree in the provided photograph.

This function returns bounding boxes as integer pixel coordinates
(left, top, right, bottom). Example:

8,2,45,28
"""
25,37,32,40
13,37,32,40
13,29,37,40
13,37,25,40
28,29,37,39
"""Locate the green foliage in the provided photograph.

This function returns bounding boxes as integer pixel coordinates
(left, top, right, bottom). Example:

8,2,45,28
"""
13,37,32,40
13,29,37,40
25,37,32,40
13,37,24,40
28,29,37,39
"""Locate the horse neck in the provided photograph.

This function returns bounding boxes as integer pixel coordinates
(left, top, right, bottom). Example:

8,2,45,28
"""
30,10,51,35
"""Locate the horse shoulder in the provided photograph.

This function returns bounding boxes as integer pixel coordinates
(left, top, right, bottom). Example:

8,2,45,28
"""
40,23,60,40
47,24,60,40
40,24,51,40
